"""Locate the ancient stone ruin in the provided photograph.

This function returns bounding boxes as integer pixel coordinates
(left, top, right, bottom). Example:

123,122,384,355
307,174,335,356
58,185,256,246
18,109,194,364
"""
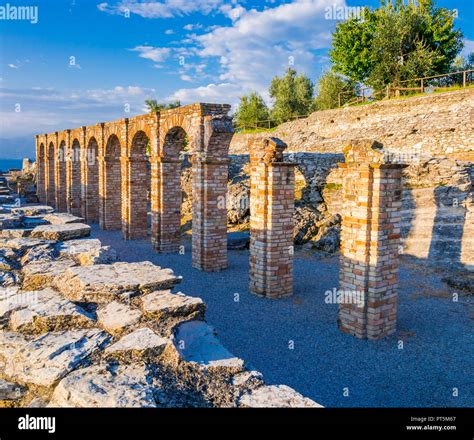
36,104,233,272
2,95,468,408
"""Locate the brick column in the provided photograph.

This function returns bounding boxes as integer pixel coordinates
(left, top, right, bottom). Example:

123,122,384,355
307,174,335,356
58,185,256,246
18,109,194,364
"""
81,147,99,223
98,157,122,230
151,157,182,252
66,148,82,216
249,137,295,298
338,140,406,340
36,140,46,204
45,148,56,208
37,159,46,203
122,157,148,240
55,149,67,212
191,155,229,271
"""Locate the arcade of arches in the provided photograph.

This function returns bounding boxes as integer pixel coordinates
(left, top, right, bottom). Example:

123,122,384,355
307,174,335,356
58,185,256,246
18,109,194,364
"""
36,104,233,272
36,104,405,340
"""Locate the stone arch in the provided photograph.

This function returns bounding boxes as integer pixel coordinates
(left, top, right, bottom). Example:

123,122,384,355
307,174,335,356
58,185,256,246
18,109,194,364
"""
100,134,122,230
82,136,99,222
162,126,188,158
122,130,151,239
46,141,56,207
56,141,67,211
67,138,82,215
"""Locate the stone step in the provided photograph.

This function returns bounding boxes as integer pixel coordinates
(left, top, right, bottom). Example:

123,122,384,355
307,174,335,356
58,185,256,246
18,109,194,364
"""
174,320,244,371
55,261,182,303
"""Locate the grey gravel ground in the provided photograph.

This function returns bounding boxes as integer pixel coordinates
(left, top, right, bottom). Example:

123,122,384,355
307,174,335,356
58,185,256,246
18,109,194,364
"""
92,225,473,408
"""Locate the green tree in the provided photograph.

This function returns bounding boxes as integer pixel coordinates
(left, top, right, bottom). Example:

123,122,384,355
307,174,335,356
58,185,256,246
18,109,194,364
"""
235,92,270,128
314,70,358,110
145,99,181,112
330,0,463,90
269,68,314,124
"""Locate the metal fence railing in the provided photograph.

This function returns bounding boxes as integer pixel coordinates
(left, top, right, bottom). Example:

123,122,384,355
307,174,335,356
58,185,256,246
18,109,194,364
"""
338,69,474,107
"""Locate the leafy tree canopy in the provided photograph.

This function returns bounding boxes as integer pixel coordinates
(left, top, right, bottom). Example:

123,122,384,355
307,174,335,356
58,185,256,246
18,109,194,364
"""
145,99,181,112
269,68,315,124
314,70,359,110
234,92,270,127
330,0,463,90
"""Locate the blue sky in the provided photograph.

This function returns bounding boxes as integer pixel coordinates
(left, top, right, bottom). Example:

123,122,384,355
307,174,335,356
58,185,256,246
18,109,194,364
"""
0,0,473,158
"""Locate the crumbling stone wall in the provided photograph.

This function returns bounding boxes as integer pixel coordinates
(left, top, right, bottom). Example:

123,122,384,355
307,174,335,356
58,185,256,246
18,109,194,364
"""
225,153,473,271
230,89,474,160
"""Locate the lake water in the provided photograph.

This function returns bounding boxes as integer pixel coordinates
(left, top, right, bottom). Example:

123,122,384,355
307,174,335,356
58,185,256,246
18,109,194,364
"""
0,159,23,173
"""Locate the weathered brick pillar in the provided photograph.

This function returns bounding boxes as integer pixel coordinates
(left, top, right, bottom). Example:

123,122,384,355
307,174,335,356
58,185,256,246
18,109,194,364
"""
338,140,406,340
121,157,148,240
98,157,122,230
249,137,295,298
66,145,82,216
151,157,182,252
45,147,56,208
36,140,46,204
80,147,99,223
55,146,67,212
191,155,229,271
37,159,46,203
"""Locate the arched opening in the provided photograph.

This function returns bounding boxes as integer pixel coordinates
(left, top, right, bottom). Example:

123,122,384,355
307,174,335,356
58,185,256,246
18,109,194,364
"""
68,139,82,215
124,130,151,239
154,126,189,252
83,137,99,223
102,134,122,230
56,141,67,212
46,142,55,207
37,143,46,203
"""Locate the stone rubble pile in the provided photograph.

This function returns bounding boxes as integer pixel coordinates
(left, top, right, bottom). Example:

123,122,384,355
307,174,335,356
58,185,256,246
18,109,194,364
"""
0,206,320,408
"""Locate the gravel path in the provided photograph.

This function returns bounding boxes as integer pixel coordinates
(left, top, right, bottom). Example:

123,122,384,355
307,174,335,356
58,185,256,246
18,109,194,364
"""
92,225,473,407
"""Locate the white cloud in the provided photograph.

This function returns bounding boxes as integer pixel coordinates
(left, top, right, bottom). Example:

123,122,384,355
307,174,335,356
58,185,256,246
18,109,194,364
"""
168,82,244,106
171,0,343,107
0,85,157,138
98,0,224,19
8,64,19,69
130,45,171,64
184,23,203,31
164,29,174,35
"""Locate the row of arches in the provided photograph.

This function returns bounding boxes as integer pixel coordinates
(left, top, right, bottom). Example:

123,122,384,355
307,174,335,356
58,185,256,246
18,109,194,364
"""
36,107,234,272
38,130,157,237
